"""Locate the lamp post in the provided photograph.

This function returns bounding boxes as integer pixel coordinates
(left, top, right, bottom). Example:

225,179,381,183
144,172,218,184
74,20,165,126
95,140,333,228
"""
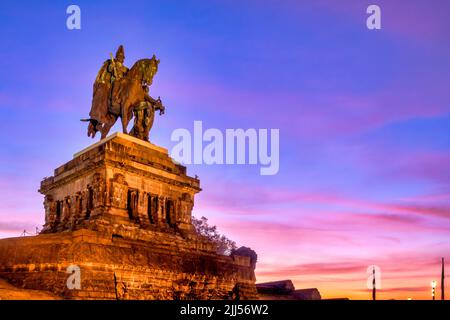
431,280,437,300
442,257,445,301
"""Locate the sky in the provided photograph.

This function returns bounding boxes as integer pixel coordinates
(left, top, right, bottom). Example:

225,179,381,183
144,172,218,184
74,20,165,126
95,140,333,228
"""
0,0,449,300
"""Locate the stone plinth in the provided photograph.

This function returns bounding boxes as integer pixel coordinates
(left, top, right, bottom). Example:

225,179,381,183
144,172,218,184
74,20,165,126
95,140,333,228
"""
0,133,258,299
39,132,200,234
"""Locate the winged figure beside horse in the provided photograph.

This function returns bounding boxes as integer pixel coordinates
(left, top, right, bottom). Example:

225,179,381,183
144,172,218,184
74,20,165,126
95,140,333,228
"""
82,45,165,141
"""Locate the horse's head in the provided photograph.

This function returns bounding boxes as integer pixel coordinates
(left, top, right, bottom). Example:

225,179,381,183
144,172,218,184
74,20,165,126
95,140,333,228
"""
129,56,160,85
139,55,160,86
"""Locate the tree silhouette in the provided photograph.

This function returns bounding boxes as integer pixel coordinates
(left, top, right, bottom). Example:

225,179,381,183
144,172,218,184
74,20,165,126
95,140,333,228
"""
192,216,237,255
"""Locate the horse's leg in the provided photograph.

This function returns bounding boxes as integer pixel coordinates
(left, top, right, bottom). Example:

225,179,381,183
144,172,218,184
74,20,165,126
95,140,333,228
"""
101,122,113,139
121,103,134,134
101,115,116,139
121,114,128,134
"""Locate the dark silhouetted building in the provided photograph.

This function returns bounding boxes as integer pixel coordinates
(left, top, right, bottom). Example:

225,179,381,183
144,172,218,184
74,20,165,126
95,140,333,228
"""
256,280,321,300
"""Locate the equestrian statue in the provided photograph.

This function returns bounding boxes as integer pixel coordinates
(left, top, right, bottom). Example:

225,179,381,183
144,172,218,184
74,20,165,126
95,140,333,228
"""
82,45,165,141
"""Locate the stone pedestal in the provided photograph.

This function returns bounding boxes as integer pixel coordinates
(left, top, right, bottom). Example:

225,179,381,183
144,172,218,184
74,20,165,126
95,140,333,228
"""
0,133,258,299
40,132,199,234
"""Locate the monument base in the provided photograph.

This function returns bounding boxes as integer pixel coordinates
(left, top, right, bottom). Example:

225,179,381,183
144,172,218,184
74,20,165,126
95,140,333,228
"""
0,229,257,299
0,133,258,299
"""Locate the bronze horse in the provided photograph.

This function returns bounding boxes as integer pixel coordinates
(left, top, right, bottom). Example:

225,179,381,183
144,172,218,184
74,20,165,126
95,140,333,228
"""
86,56,160,139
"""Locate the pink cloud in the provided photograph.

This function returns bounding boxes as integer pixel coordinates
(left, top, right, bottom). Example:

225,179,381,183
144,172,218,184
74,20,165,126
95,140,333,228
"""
255,253,446,299
160,76,450,142
197,179,450,222
355,149,450,186
0,221,38,234
258,261,369,277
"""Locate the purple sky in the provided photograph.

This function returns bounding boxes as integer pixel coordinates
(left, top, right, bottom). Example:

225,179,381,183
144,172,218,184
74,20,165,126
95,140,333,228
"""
0,0,449,299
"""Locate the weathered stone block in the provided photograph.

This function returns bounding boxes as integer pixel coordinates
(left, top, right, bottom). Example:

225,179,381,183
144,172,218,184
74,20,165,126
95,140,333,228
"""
0,134,258,299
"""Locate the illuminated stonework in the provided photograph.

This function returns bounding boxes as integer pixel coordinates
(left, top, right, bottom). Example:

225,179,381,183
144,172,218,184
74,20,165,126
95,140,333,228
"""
0,134,258,300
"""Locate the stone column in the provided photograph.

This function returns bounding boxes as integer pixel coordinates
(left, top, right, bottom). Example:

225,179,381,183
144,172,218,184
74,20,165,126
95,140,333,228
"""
157,195,165,226
42,195,57,233
137,192,150,227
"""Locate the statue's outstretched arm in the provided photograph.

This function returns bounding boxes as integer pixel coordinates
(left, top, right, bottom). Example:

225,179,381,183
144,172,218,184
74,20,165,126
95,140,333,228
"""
144,94,156,103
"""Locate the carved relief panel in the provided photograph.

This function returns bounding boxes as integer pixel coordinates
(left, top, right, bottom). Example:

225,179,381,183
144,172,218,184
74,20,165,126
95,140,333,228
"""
179,193,194,224
110,173,128,209
91,173,106,209
43,195,57,232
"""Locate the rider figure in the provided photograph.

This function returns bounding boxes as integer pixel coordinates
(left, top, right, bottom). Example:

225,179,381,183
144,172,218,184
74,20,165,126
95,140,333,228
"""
87,45,129,137
85,48,165,141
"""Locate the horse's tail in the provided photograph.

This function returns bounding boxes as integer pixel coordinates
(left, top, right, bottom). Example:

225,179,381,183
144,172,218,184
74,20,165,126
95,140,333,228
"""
80,118,100,138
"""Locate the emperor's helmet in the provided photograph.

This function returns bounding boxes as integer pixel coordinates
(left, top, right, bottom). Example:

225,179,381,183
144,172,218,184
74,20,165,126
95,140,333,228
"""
115,45,125,63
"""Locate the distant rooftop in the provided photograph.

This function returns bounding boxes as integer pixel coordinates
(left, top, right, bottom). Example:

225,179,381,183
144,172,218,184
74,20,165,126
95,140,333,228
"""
256,280,321,300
